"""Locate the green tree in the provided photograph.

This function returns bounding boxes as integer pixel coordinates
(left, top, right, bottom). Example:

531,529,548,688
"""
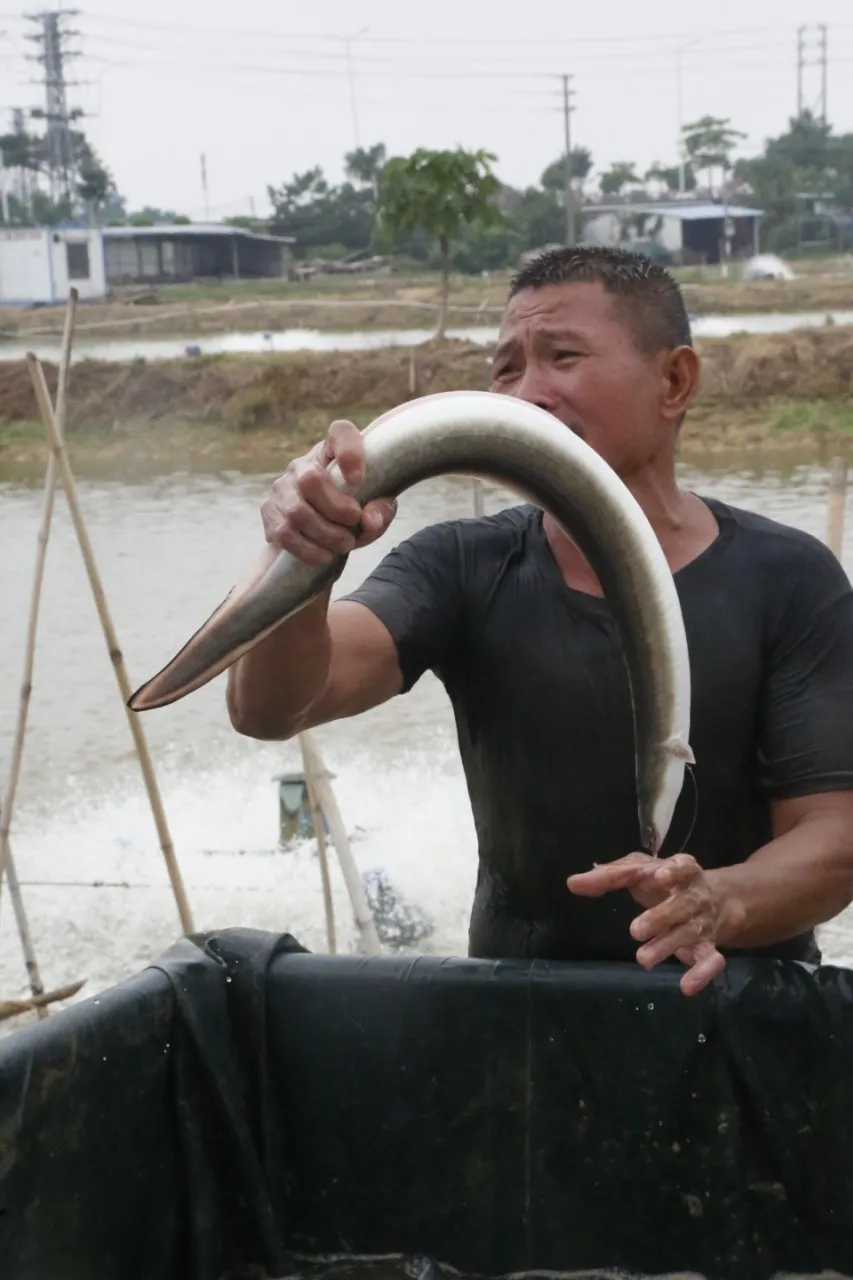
540,147,594,194
0,129,42,174
599,162,641,196
267,166,375,254
73,133,115,223
377,147,501,337
681,116,745,193
734,111,853,254
644,161,696,194
344,143,386,191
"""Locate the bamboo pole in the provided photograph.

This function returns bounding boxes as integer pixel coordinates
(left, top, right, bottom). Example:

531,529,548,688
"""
0,292,78,1007
0,977,86,1022
3,838,47,1015
298,730,381,956
826,456,848,562
299,736,336,954
27,353,195,935
0,294,76,854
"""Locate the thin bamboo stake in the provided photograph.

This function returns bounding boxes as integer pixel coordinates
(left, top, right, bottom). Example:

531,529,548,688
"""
0,977,86,1022
0,294,76,855
826,456,848,562
0,291,77,1006
299,730,382,956
3,838,47,1017
27,353,195,935
299,736,336,954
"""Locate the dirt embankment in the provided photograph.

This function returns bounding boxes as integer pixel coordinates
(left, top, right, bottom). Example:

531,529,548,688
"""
2,326,853,471
0,269,851,342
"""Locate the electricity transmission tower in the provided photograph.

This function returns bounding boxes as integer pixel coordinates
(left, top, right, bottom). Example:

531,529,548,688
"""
25,8,85,205
797,24,828,123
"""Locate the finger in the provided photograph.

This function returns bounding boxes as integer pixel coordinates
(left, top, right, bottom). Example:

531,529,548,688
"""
650,854,702,892
325,420,367,487
678,943,726,997
289,502,359,556
631,891,706,943
270,526,336,568
261,491,354,554
354,498,397,548
295,464,364,528
567,853,655,897
635,918,704,969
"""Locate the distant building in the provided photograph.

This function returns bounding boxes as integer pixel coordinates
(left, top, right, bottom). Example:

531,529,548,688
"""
581,200,764,265
0,226,106,304
102,224,295,286
0,222,297,305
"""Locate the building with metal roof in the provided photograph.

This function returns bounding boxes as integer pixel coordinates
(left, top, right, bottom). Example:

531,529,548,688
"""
102,223,295,286
581,199,764,265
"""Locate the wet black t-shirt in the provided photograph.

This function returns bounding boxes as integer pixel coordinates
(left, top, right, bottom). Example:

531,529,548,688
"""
344,498,853,965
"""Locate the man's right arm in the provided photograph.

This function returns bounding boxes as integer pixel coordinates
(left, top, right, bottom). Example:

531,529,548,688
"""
225,418,402,741
226,592,403,740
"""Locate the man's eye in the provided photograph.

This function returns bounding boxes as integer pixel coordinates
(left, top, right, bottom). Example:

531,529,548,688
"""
554,350,581,361
493,365,518,380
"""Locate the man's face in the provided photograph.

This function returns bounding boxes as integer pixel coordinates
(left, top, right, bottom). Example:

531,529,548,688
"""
490,281,684,477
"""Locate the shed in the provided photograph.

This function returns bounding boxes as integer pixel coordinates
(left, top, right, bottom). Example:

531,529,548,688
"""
102,224,295,286
582,200,763,265
0,226,107,304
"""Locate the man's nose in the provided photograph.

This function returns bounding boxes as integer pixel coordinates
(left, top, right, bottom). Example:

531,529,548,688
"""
508,365,561,414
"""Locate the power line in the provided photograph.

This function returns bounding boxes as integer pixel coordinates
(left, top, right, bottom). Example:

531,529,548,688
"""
76,13,837,48
77,27,818,69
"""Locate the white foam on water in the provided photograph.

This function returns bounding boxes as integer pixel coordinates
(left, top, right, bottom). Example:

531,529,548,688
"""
0,736,478,1016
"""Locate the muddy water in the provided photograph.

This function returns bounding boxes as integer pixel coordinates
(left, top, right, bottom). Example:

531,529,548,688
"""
1,307,852,365
2,451,853,1003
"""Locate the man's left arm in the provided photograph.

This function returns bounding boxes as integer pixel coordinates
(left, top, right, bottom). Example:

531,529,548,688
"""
709,790,853,950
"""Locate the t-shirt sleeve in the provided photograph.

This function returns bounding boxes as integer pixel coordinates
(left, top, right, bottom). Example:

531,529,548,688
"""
340,521,464,693
756,535,853,798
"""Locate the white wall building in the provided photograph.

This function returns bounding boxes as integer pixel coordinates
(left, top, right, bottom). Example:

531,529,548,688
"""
581,201,763,265
0,227,107,304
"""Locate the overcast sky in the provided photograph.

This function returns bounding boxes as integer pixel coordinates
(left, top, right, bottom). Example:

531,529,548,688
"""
2,0,852,217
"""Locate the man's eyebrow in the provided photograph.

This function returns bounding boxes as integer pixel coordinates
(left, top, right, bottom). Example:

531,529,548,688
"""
491,339,517,364
535,328,587,345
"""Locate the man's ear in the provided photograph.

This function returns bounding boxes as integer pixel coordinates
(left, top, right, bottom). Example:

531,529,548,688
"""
660,345,701,426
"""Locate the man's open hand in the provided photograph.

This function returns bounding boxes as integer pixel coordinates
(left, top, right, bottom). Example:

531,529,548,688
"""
566,852,726,996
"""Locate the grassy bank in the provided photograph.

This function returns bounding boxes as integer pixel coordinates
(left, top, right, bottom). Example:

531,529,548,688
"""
2,326,853,479
0,267,852,343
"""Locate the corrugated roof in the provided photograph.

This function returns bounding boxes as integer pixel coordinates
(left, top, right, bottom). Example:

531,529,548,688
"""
102,223,295,244
587,201,763,221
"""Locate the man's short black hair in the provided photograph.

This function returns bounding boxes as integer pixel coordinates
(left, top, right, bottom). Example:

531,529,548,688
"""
508,245,692,354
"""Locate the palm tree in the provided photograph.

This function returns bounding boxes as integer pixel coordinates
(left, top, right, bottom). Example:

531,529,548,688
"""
377,147,501,339
599,162,642,197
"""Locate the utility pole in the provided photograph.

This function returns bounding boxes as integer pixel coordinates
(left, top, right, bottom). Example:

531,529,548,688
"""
25,8,85,207
562,74,575,248
0,34,7,223
200,153,209,221
343,27,368,150
797,23,828,123
674,38,700,196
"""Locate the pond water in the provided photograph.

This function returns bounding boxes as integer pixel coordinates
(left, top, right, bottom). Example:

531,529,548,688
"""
0,306,851,365
2,450,853,1006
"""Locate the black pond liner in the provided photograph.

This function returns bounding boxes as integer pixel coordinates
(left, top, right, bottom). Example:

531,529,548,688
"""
1,927,852,1280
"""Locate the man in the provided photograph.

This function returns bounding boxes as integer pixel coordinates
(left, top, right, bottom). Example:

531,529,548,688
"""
227,245,853,997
